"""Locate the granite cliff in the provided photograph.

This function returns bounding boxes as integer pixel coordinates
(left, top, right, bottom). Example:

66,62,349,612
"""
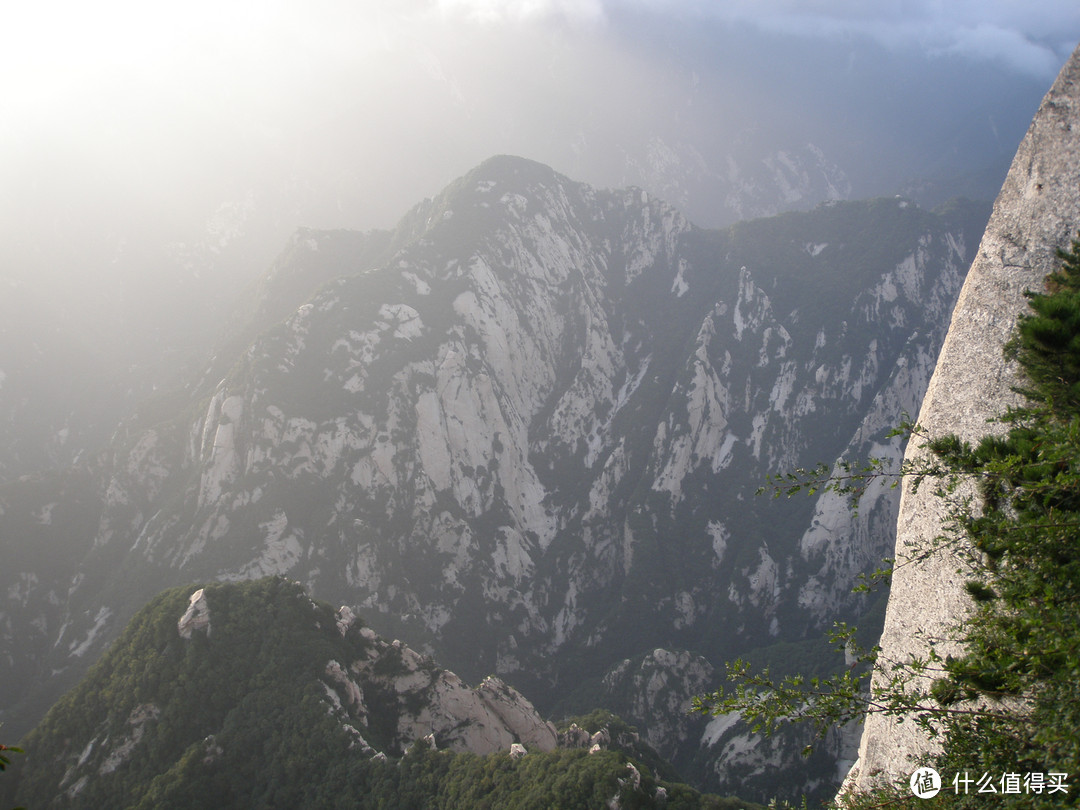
842,42,1080,792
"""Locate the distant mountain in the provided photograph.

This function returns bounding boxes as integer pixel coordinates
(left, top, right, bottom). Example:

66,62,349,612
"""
4,577,743,809
0,156,989,801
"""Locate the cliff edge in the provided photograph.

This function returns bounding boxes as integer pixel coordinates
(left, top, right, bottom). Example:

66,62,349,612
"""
842,42,1080,793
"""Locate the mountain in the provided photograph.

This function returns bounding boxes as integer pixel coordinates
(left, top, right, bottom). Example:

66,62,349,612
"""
3,577,747,809
0,156,989,800
843,43,1080,793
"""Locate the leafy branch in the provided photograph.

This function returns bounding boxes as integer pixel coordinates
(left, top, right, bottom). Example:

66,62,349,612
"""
0,745,22,773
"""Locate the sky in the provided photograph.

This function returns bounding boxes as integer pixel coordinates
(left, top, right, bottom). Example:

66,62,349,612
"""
1,0,1079,373
3,2,1077,162
4,0,1078,145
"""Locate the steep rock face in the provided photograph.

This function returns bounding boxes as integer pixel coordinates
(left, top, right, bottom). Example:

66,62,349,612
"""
843,44,1080,792
1,157,987,796
351,629,558,755
176,588,210,639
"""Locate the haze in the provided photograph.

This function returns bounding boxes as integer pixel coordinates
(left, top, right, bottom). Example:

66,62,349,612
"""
1,0,1079,474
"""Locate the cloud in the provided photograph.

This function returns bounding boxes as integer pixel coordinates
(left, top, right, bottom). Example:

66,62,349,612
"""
413,0,1080,79
614,0,1080,79
935,23,1066,80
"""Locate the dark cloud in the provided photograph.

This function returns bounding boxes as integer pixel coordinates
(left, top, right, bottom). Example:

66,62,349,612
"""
617,0,1080,79
435,0,1080,78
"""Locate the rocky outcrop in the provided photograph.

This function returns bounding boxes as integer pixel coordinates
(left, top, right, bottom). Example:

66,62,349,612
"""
351,631,557,755
176,588,210,639
842,43,1080,793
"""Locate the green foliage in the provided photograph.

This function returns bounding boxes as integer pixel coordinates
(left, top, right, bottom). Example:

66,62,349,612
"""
0,741,26,810
698,232,1080,807
6,577,361,809
1005,232,1080,415
0,745,21,774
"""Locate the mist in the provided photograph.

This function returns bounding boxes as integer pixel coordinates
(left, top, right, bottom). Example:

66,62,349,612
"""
1,0,1078,474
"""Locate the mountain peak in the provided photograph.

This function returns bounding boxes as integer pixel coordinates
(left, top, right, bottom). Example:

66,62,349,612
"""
467,153,566,183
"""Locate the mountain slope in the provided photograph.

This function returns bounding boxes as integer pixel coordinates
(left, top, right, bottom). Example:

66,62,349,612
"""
4,577,725,809
0,156,988,798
